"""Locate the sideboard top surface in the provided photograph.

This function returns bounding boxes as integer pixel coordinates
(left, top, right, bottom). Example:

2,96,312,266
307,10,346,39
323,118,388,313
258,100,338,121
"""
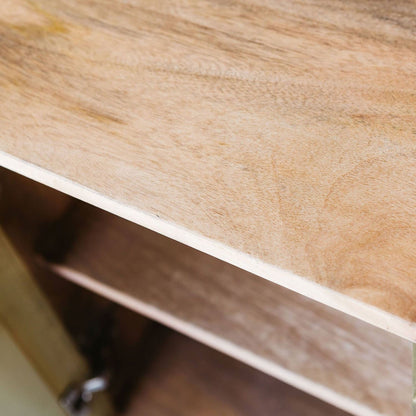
1,0,416,340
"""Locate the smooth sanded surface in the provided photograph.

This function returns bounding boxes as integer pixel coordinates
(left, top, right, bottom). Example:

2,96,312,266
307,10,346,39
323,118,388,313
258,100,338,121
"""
1,0,416,339
45,204,412,416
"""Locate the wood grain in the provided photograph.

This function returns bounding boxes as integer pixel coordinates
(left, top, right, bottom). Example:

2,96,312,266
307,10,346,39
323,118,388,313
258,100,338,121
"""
124,330,350,416
1,0,416,338
44,204,412,416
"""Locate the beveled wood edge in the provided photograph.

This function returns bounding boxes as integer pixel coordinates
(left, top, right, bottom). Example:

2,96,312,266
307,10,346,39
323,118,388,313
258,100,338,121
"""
2,150,416,343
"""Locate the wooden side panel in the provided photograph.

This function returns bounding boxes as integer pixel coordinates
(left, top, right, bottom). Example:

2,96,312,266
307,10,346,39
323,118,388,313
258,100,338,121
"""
1,0,416,339
45,204,412,416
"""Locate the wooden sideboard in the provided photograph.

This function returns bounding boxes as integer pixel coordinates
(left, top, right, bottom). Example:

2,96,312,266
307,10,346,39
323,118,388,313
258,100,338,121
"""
1,1,415,415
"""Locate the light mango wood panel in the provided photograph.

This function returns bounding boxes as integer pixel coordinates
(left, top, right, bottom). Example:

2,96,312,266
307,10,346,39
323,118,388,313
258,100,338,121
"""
44,205,412,416
0,323,66,416
0,229,113,415
124,330,350,416
1,0,416,340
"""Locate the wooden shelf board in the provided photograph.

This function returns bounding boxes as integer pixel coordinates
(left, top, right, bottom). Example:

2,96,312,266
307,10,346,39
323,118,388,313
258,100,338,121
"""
124,330,351,416
43,204,411,416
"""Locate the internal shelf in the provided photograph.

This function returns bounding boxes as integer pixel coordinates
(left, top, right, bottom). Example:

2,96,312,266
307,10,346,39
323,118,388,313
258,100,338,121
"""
39,203,412,416
123,329,350,416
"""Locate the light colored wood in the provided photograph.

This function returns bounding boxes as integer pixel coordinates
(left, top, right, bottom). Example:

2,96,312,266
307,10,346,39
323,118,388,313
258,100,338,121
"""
46,205,412,416
124,331,350,416
0,228,113,415
0,323,66,416
1,0,416,340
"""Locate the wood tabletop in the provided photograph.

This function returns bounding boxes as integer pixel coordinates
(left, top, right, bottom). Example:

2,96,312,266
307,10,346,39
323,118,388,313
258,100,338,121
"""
1,0,416,340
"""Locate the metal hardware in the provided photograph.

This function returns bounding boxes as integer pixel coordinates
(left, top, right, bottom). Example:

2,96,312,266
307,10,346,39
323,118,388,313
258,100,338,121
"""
59,374,109,416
